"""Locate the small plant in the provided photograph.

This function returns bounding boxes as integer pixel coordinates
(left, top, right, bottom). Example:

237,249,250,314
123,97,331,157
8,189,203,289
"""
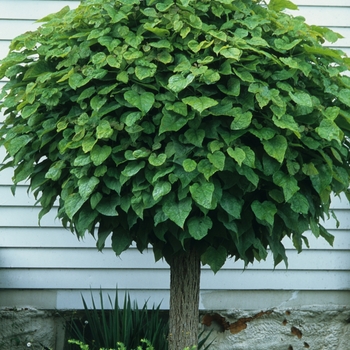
65,289,168,350
68,338,156,350
69,338,199,350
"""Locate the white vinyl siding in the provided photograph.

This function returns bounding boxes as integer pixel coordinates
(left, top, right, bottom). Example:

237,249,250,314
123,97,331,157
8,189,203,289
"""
0,0,349,310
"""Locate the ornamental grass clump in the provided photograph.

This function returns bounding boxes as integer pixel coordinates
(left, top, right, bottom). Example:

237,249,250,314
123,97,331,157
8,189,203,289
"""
1,0,350,349
65,289,168,350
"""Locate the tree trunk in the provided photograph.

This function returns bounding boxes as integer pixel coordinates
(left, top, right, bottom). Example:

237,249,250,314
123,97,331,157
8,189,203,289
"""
168,247,201,350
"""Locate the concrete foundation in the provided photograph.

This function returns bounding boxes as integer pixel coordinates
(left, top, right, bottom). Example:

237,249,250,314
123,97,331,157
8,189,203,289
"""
201,306,350,350
0,308,65,350
0,305,349,350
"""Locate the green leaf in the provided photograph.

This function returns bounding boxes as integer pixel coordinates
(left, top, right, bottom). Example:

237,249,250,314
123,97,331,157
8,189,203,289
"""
316,120,342,143
182,96,218,113
272,114,300,137
157,50,173,64
45,160,65,181
219,192,243,219
82,137,97,153
143,23,170,37
187,216,212,240
251,200,277,227
90,95,107,111
68,73,87,90
6,135,32,156
152,181,172,200
230,109,253,130
319,225,334,246
13,161,34,184
273,171,300,202
96,120,114,139
183,159,197,172
112,229,132,256
78,176,99,200
64,193,85,219
310,164,332,196
159,110,188,134
135,63,157,80
237,164,259,187
232,68,254,82
166,101,188,116
207,151,225,171
201,246,227,274
227,147,246,166
188,40,213,53
289,91,313,107
167,74,195,93
96,196,119,216
149,153,167,166
274,38,302,51
289,193,309,214
262,135,288,163
124,112,142,127
124,90,155,115
338,89,350,107
268,0,298,11
91,145,112,166
184,128,205,147
103,3,128,23
133,148,151,159
90,192,103,209
302,163,319,176
162,195,192,228
219,48,242,60
36,5,70,22
190,182,215,209
117,71,129,83
21,103,40,119
121,161,145,177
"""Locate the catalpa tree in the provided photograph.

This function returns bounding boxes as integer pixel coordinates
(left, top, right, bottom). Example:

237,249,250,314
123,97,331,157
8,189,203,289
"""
1,0,350,349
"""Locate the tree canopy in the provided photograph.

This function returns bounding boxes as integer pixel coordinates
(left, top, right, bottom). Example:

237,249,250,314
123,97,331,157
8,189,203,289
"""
1,0,350,273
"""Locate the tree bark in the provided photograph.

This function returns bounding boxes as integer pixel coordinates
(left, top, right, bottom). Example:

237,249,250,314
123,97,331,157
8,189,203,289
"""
168,247,201,350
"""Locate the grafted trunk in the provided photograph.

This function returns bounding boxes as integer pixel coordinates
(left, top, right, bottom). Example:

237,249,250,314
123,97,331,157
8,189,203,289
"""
168,248,201,350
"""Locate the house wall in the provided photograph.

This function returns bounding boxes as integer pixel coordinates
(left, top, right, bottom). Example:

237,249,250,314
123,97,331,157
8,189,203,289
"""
0,1,349,349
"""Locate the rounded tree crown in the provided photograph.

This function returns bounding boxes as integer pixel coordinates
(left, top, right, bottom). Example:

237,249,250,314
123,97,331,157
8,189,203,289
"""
1,0,350,271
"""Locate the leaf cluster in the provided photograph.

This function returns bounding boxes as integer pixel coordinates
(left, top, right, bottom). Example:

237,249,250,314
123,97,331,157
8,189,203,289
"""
1,0,350,271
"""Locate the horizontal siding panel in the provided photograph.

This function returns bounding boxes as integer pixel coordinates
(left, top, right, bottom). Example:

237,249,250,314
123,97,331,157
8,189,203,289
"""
0,40,10,59
57,289,170,310
0,20,40,40
1,247,349,270
295,1,350,5
0,169,18,184
1,227,349,250
0,207,60,227
0,268,348,290
0,1,79,19
0,227,98,248
0,186,36,206
287,6,350,27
